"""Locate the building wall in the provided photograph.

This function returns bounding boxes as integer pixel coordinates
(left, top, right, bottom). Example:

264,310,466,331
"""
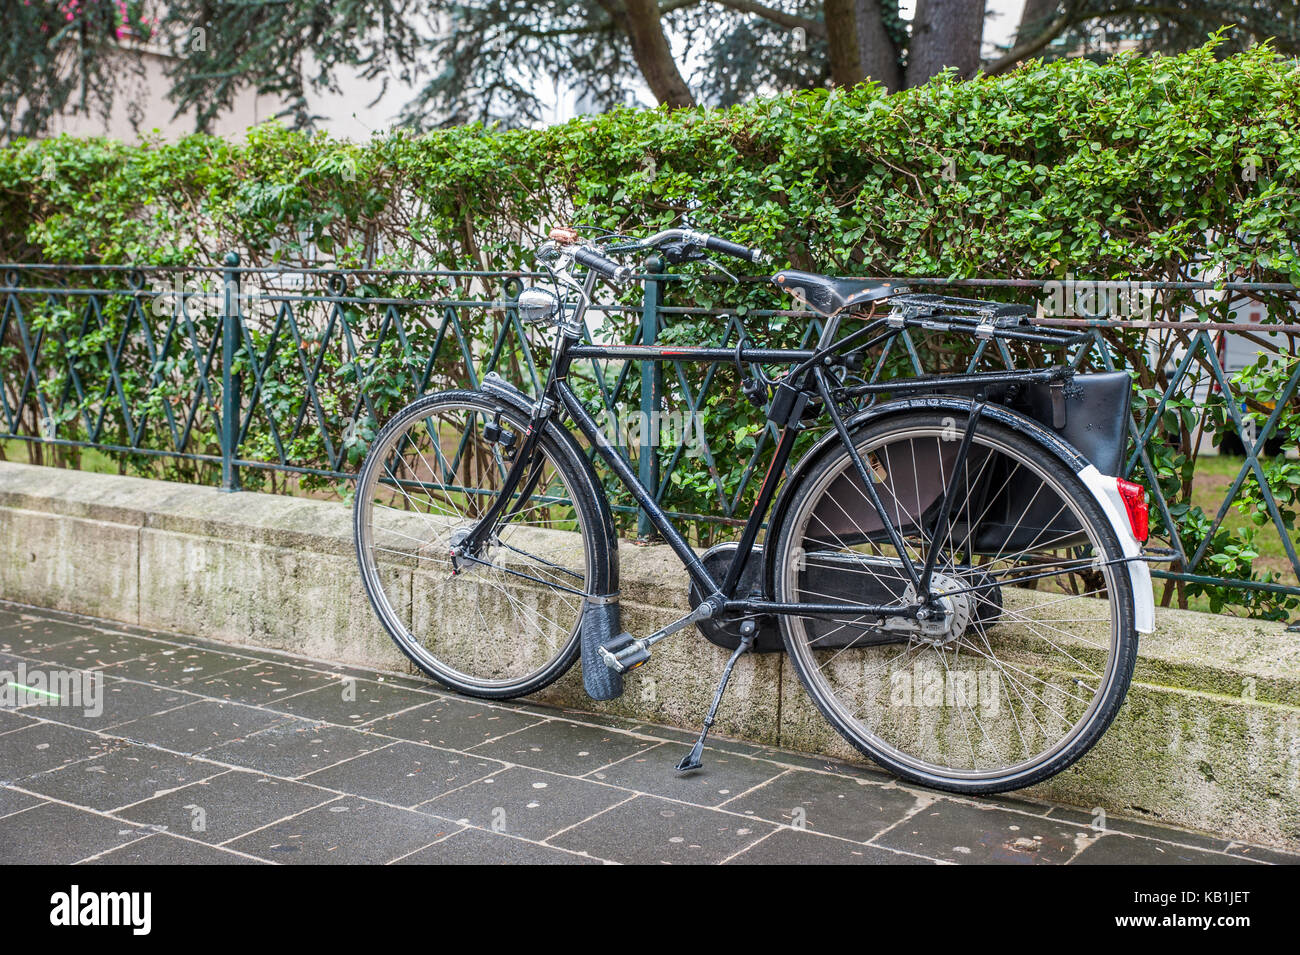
44,39,409,143
45,42,274,141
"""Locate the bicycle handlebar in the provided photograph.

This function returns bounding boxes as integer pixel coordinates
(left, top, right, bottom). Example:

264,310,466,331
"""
572,245,635,282
553,227,767,282
703,234,765,265
639,228,767,265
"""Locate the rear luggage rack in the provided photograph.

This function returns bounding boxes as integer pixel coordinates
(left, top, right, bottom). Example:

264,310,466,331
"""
882,293,1091,347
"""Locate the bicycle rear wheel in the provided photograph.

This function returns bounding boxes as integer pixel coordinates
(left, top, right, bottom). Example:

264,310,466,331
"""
772,410,1138,793
354,390,601,699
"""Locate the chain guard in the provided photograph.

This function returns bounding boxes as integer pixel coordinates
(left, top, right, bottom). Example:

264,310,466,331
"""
688,544,1004,653
688,543,784,652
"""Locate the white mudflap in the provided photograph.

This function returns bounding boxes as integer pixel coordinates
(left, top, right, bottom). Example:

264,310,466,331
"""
1077,464,1155,633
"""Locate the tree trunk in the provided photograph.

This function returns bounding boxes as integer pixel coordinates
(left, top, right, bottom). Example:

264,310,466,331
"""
826,0,902,93
825,0,865,88
855,0,902,92
905,0,986,88
609,0,695,108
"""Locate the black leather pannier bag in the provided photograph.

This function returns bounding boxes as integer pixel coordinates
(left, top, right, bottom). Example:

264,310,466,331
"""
1004,370,1131,476
802,371,1133,555
695,371,1132,652
965,370,1132,552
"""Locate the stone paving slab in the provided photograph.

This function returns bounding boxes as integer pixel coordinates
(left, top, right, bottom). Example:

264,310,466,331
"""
116,770,337,844
300,741,505,808
467,719,658,775
726,827,933,865
29,631,166,671
83,832,268,864
111,699,290,753
18,744,225,811
872,799,1100,864
0,618,102,656
4,802,150,864
547,794,778,864
107,645,256,689
367,697,545,750
588,744,786,807
221,796,460,864
262,679,435,726
204,718,390,778
1,721,121,781
419,765,632,842
718,770,925,842
1,603,1297,865
0,708,39,736
197,661,340,706
27,678,200,731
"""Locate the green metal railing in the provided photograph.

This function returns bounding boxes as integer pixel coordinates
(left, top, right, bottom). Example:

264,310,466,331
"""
2,258,1298,608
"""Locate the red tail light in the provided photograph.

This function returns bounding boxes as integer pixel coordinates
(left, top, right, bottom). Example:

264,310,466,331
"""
1116,478,1149,543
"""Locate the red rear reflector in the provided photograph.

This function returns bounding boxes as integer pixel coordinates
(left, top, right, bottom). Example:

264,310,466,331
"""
1116,478,1149,543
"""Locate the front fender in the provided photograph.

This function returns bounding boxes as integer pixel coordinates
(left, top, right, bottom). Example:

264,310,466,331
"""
479,373,620,598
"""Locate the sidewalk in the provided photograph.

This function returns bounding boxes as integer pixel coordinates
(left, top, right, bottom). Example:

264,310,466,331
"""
1,603,1294,865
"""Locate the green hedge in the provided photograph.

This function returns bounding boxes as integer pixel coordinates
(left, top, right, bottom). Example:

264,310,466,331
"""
2,40,1299,617
2,39,1298,279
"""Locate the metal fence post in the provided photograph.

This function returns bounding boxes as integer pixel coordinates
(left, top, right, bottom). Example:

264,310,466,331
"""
637,255,664,538
220,251,242,492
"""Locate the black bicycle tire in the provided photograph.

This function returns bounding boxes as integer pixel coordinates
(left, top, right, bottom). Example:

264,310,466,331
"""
771,410,1139,794
354,389,606,699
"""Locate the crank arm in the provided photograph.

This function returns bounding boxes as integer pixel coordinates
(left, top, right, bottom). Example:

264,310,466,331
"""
599,593,723,673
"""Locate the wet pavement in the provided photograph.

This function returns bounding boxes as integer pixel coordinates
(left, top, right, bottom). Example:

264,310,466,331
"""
1,602,1295,865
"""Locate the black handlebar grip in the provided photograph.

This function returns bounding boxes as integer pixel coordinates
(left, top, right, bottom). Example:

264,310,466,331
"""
704,235,766,265
573,246,633,282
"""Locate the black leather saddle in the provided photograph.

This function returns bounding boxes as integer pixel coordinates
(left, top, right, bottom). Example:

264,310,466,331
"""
772,270,906,315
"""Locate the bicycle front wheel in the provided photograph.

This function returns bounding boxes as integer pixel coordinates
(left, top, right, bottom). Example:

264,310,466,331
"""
354,390,601,699
772,410,1138,793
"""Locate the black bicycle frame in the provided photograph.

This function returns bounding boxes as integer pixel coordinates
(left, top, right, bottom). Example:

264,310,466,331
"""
463,292,1078,624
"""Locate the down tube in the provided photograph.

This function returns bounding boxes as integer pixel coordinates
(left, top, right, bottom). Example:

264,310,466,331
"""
554,380,719,595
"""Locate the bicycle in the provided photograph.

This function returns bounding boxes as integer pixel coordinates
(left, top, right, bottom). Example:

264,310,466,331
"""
353,226,1157,794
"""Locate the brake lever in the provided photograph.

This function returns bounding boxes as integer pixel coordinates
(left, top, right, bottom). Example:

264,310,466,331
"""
706,256,739,284
542,253,588,302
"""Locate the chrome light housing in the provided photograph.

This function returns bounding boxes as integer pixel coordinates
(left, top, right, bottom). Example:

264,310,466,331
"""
536,239,562,264
517,286,561,325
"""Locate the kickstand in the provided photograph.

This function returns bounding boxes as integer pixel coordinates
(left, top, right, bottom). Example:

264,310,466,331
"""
676,624,756,774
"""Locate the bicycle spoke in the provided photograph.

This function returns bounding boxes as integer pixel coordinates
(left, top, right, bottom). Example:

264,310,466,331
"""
359,398,590,692
779,416,1131,786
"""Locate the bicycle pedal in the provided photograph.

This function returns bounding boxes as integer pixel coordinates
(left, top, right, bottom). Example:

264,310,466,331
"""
597,633,650,673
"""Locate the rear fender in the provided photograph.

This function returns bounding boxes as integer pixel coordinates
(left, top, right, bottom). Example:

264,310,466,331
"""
763,398,1154,633
1077,466,1155,633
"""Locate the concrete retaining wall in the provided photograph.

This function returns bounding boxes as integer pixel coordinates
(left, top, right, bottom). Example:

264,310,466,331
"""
1,460,1297,848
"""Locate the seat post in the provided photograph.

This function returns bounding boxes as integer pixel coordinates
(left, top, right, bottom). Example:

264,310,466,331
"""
816,311,844,351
